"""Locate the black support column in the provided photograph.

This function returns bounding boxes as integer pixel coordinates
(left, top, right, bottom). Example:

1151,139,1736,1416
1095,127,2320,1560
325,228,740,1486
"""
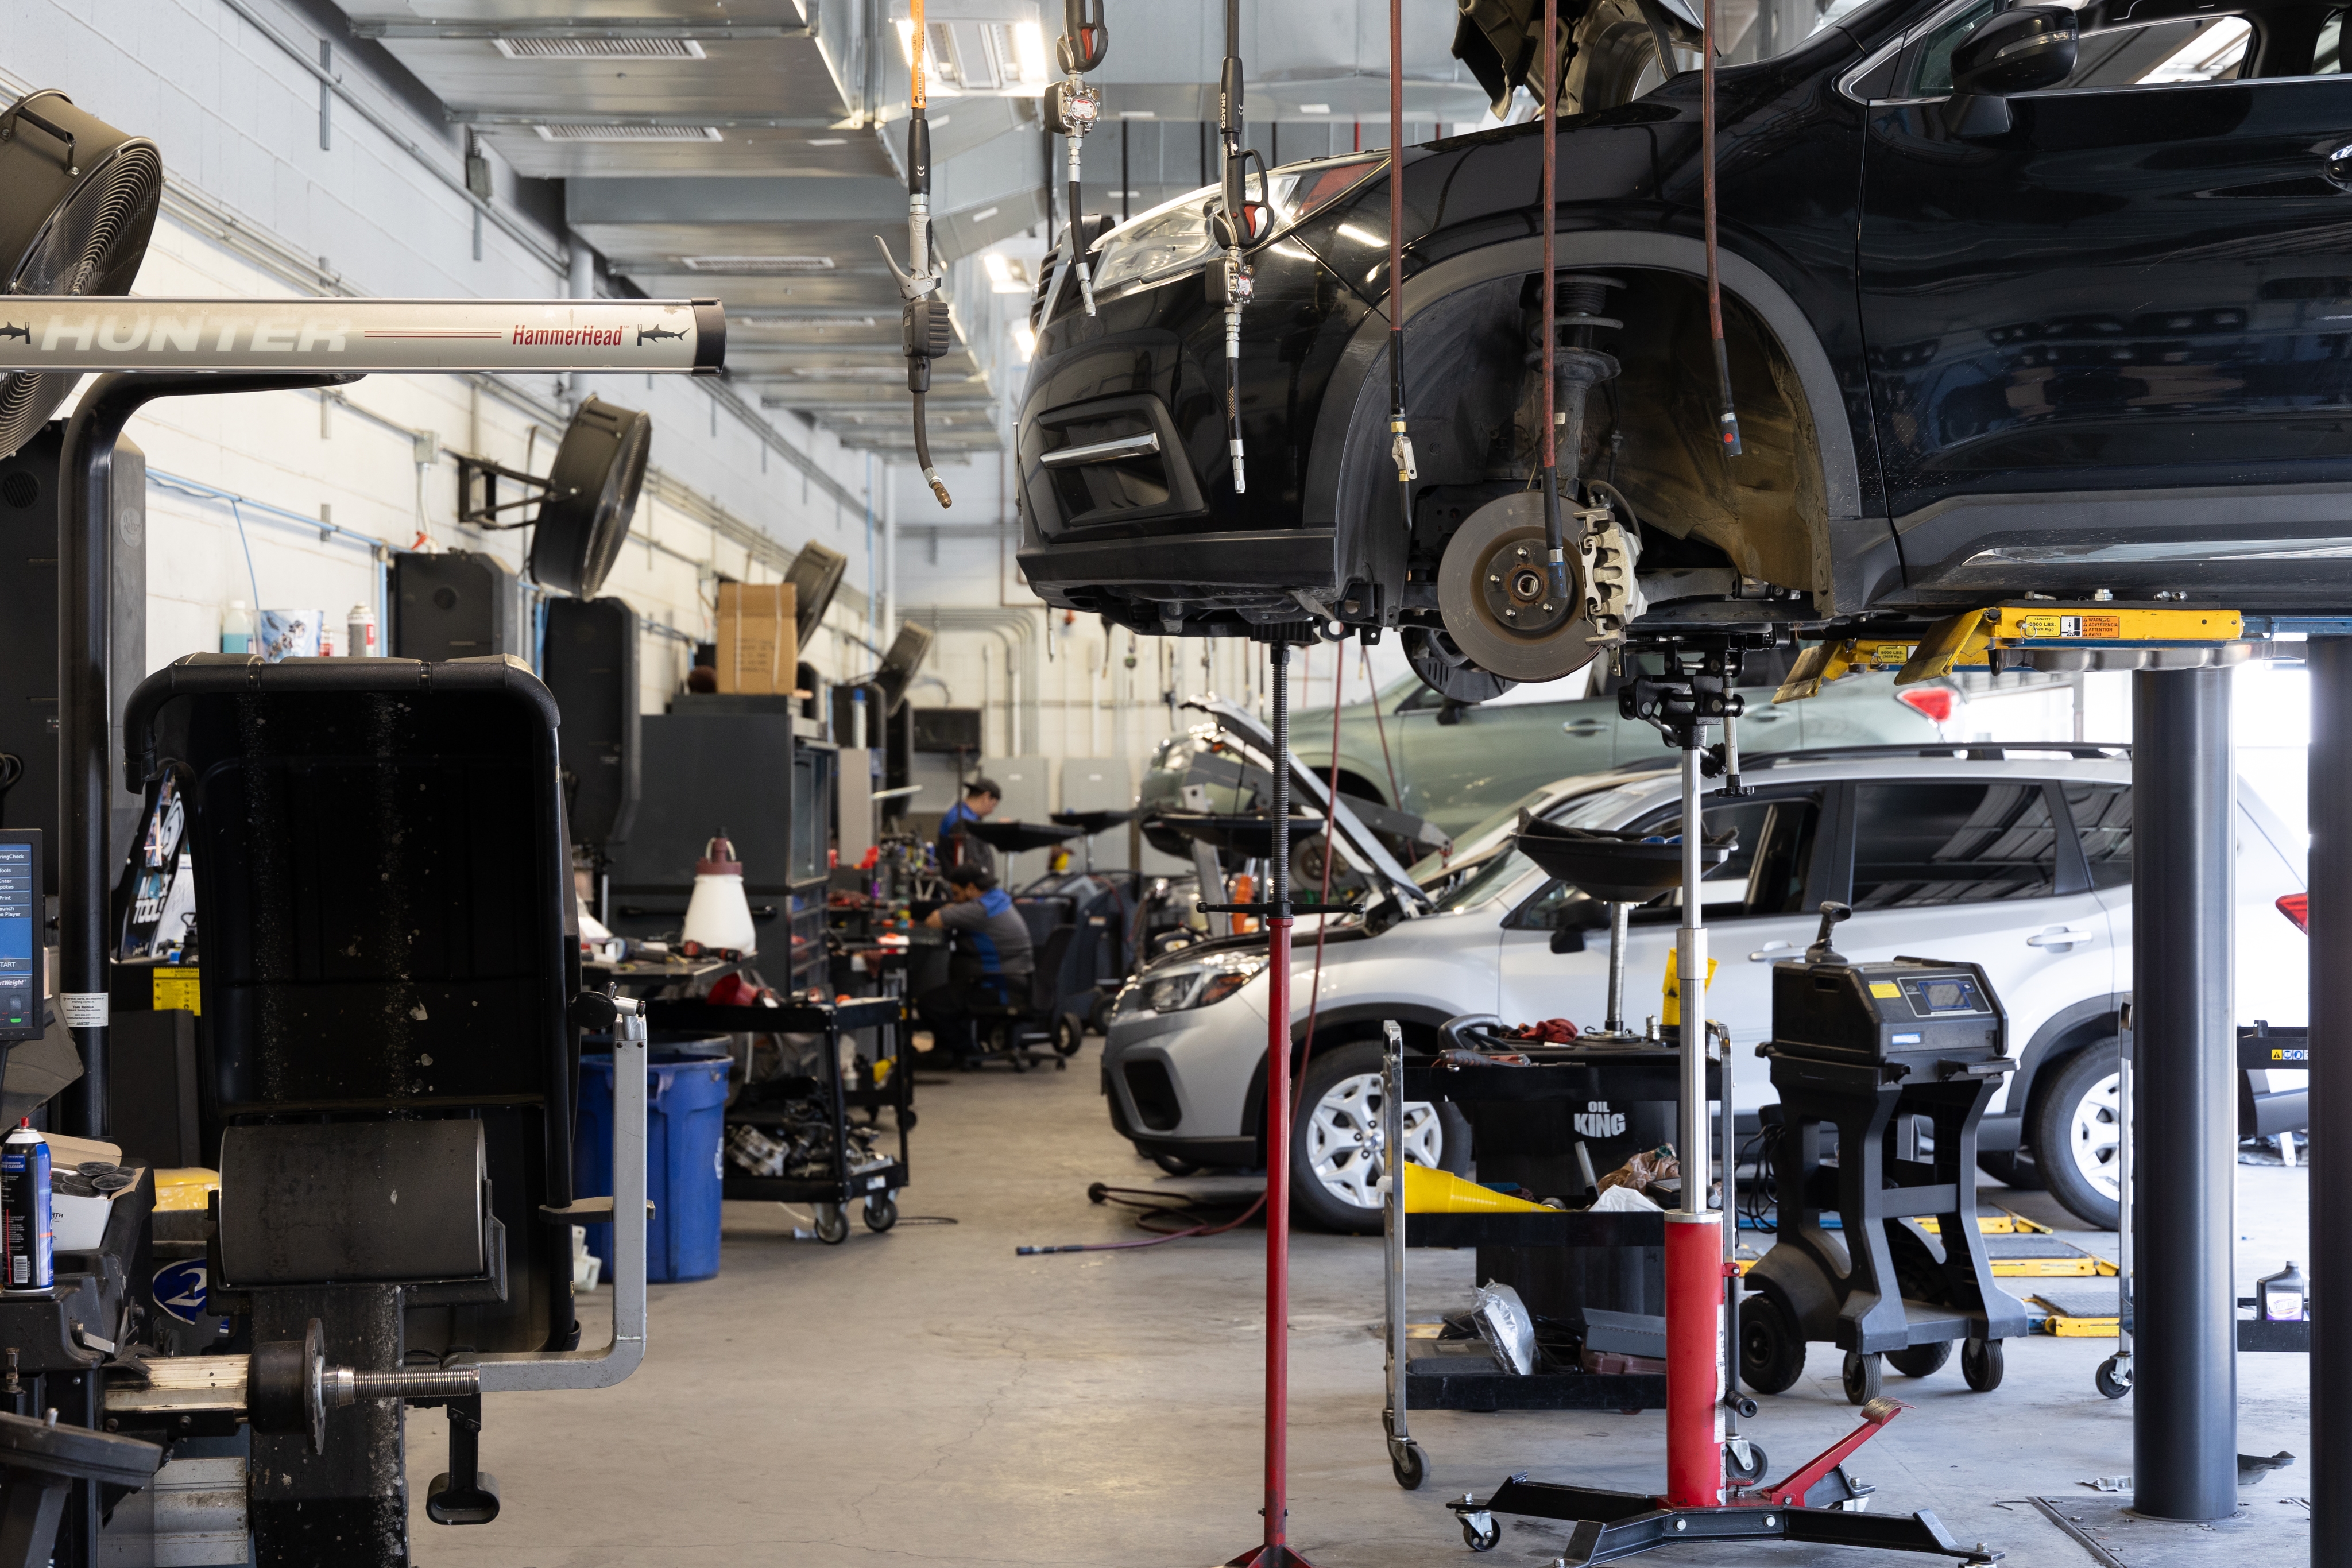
2130,664,2238,1522
2311,640,2352,1559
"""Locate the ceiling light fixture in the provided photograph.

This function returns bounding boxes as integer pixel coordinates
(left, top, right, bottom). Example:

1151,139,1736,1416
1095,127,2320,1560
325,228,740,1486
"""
494,37,706,60
533,123,722,141
676,255,835,272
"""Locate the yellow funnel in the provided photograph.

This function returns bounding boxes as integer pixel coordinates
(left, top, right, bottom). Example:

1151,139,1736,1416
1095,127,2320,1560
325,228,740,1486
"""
1402,1165,1550,1214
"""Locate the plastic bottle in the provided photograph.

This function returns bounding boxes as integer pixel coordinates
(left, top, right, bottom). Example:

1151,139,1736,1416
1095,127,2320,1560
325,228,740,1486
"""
220,599,255,655
2257,1260,2306,1322
2,1120,53,1294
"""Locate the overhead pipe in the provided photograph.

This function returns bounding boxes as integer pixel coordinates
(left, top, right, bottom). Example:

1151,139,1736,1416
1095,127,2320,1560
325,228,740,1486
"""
58,371,360,1140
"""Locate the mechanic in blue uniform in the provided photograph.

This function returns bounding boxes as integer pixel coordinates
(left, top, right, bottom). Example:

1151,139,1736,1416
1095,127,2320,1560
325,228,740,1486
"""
935,777,1001,878
916,863,1034,1060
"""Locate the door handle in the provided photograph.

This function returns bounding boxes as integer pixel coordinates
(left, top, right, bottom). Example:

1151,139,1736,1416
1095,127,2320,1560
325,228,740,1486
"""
2327,140,2352,191
1562,720,1608,735
2027,928,2095,948
1748,940,1794,962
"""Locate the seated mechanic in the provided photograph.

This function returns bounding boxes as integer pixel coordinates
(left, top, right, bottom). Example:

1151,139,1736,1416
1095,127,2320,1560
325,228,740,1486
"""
916,865,1034,1058
936,776,1001,878
912,865,1035,1062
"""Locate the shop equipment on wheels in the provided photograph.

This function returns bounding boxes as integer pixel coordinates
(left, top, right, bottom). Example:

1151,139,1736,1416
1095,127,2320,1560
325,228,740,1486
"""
1740,904,2030,1406
1449,643,1999,1566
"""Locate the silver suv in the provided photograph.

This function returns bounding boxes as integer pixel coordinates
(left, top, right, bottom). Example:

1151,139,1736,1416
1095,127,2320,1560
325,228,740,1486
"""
1102,745,2305,1232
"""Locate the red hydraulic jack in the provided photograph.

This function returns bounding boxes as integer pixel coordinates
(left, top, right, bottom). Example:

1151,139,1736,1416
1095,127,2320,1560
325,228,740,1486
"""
1223,641,1314,1568
1447,647,1999,1567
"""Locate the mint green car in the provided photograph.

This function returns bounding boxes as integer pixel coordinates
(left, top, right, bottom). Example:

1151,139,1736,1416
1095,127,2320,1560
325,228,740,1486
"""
1282,664,1945,843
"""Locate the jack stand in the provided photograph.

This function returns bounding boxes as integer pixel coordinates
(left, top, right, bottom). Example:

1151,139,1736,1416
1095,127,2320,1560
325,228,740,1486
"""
1223,640,1314,1568
1455,642,2002,1567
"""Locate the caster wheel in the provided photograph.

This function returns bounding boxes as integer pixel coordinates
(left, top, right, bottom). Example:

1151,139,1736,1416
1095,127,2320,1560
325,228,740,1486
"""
2095,1356,2132,1400
1887,1341,1953,1379
1726,1440,1769,1487
813,1204,850,1245
1012,1052,1031,1074
1961,1336,2005,1392
958,1055,978,1073
1053,1014,1085,1056
864,1193,898,1233
1740,1295,1805,1396
1460,1511,1500,1553
1842,1350,1883,1406
1054,1058,1068,1071
1389,1439,1426,1490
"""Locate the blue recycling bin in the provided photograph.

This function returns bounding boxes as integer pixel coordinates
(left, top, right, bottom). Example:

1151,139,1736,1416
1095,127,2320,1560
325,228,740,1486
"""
576,1051,733,1283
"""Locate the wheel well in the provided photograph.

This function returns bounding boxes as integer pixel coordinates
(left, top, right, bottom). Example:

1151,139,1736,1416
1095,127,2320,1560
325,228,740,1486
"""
2017,1015,2125,1155
1329,769,1389,810
1239,1015,1442,1144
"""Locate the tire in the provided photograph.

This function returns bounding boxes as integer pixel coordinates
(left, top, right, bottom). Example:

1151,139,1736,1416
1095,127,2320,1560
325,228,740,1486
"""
1961,1336,2004,1392
1053,1013,1085,1058
814,1204,850,1245
863,1193,898,1233
1152,1153,1202,1176
1390,1439,1426,1491
1976,1149,2045,1192
1289,1040,1447,1234
1739,1295,1805,1396
1460,1512,1501,1553
2095,1356,2132,1400
1887,1341,1952,1379
1842,1351,1882,1406
2033,1037,2123,1229
1726,1441,1769,1487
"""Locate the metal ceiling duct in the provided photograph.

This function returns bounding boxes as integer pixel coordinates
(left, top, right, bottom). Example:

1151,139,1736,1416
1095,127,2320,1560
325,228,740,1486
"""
0,90,163,460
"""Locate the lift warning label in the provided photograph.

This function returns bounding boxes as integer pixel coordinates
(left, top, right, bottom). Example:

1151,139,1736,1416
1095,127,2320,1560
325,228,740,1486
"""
2017,614,2122,640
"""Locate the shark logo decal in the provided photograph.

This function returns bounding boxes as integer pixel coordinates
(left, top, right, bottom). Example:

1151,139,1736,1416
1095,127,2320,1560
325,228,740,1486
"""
0,324,28,344
637,326,686,346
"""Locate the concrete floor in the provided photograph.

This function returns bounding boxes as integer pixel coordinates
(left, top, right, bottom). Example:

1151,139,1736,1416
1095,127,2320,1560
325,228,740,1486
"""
407,1047,2312,1566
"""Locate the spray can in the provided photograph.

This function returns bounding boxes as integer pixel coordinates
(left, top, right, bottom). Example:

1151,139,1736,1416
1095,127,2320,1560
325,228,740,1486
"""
1,1121,52,1294
347,603,380,657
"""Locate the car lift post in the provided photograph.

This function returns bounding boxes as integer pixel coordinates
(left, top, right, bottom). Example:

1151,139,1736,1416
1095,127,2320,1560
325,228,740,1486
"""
1664,739,1724,1507
2129,667,2239,1521
2310,639,2352,1558
1228,639,1311,1568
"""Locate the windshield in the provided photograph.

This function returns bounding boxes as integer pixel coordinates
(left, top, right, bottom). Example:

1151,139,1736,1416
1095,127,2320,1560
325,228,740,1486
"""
1410,773,1669,885
1433,849,1536,913
1723,0,1894,64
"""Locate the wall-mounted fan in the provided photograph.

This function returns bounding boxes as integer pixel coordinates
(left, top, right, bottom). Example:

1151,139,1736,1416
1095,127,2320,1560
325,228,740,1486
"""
0,91,164,461
456,394,651,598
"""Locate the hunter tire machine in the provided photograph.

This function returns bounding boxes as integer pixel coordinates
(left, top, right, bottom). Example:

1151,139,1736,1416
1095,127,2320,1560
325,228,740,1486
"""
1741,904,2031,1406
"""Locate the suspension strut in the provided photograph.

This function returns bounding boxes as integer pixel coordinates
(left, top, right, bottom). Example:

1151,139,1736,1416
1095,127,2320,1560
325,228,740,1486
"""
1210,0,1266,497
1043,0,1108,316
874,0,953,507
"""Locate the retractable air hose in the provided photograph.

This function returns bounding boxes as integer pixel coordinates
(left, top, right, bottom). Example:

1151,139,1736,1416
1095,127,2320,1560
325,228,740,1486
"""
1210,0,1267,496
1703,0,1741,455
875,0,953,507
1388,0,1416,491
1044,0,1108,316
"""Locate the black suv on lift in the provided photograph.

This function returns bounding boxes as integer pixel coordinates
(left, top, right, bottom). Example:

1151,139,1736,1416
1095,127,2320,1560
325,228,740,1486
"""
1016,0,2352,691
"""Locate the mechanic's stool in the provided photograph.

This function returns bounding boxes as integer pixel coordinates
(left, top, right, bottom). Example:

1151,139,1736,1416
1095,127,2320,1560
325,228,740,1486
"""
960,930,1077,1074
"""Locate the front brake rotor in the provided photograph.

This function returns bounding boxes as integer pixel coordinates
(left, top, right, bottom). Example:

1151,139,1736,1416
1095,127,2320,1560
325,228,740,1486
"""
1436,492,1600,683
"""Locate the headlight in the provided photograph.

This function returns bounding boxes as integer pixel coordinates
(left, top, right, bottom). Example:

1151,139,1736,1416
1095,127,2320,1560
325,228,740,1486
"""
1085,154,1385,304
1113,950,1268,1017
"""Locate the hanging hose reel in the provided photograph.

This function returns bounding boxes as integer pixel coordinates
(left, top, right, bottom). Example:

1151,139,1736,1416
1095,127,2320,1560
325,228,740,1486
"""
1208,0,1270,497
875,0,953,508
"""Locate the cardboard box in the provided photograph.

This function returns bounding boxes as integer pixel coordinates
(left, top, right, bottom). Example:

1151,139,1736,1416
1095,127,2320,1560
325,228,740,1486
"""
715,582,796,694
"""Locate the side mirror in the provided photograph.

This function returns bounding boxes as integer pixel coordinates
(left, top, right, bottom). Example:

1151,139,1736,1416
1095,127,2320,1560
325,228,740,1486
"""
1946,5,2078,133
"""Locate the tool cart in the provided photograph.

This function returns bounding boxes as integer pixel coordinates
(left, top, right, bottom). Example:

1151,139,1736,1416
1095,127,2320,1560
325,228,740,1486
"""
648,995,911,1244
1380,1023,1721,1491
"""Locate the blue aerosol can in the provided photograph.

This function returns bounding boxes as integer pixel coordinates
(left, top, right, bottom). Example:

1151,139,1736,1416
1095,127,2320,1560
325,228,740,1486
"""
1,1120,53,1294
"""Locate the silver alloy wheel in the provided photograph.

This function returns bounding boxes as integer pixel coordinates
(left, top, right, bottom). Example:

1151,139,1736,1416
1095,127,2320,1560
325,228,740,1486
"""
1305,1070,1442,1211
2066,1068,2122,1202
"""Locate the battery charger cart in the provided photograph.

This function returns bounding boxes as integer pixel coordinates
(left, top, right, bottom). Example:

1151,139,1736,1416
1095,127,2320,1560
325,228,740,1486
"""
1741,904,2030,1404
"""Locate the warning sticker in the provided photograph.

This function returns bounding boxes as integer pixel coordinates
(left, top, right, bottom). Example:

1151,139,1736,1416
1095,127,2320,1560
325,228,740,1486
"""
152,967,200,1015
2017,614,2122,640
1870,981,1903,999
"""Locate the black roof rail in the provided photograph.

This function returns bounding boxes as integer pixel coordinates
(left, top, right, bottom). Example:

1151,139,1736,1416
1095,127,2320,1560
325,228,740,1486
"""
1740,742,2132,770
